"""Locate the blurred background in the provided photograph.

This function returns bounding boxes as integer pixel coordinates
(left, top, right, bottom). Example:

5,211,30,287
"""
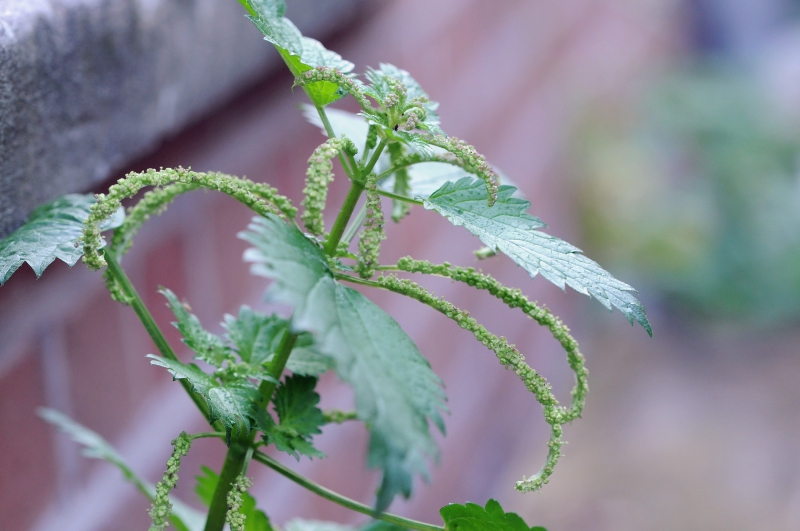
2,0,800,530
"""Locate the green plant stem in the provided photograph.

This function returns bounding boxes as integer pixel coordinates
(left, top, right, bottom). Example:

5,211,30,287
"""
102,249,222,431
375,189,423,205
341,204,367,246
190,432,227,441
203,330,298,531
361,140,387,177
253,451,444,531
316,105,357,179
324,180,365,256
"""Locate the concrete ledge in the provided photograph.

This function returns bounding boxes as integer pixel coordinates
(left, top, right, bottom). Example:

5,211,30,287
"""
0,0,363,238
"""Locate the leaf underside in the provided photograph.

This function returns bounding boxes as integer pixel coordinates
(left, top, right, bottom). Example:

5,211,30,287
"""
0,194,124,285
162,288,230,367
240,214,446,511
424,178,652,335
440,499,547,531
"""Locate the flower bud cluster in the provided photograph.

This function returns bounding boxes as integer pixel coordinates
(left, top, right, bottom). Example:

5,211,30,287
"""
226,475,253,531
365,125,379,152
422,136,499,205
148,432,192,531
293,66,373,111
301,137,357,236
395,257,587,421
356,178,386,279
83,168,296,269
374,270,582,493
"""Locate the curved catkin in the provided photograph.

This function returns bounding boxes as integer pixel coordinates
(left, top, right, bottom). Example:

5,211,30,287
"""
147,432,192,531
301,137,357,236
82,168,296,269
419,135,499,205
226,475,253,531
371,273,573,492
293,66,374,111
395,257,587,422
356,178,386,279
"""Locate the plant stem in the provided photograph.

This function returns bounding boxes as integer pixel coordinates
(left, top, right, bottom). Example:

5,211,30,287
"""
102,249,221,431
362,140,387,177
375,189,424,205
316,105,357,179
202,330,298,531
203,434,250,531
253,452,445,531
341,204,367,246
324,180,365,256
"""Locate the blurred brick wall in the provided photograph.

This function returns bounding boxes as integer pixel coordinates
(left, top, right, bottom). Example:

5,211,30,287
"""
0,1,678,531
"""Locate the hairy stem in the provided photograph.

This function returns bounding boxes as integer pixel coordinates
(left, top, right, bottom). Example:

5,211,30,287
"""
253,452,444,531
375,189,423,205
361,140,387,177
103,249,222,431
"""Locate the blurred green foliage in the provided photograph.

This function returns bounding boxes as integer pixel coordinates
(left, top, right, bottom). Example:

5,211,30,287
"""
572,64,800,323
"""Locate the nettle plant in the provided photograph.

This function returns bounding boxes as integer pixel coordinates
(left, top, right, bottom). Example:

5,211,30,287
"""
0,2,651,531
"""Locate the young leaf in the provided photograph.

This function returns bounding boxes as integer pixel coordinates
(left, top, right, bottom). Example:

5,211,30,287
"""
146,356,262,439
424,178,652,335
364,63,443,135
223,306,333,376
257,375,325,459
440,499,547,531
196,466,273,531
39,408,205,531
0,194,124,285
242,0,354,106
161,288,231,367
240,214,447,511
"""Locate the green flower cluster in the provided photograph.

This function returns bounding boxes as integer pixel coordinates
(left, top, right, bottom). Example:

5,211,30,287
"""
420,135,499,205
292,66,373,110
301,137,357,235
148,432,192,531
82,167,296,269
374,265,585,493
356,178,386,279
226,475,253,531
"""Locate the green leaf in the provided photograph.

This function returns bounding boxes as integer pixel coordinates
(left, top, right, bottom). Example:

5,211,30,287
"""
257,375,325,459
161,288,230,367
240,214,447,511
223,306,288,365
196,466,273,531
440,499,546,531
424,178,652,335
146,356,262,440
223,305,333,377
0,194,124,285
243,0,354,106
39,408,205,531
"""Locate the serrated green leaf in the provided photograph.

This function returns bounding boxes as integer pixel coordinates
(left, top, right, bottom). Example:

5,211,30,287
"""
147,356,261,439
440,499,546,531
161,288,230,367
424,178,652,335
223,306,288,365
257,375,325,459
240,214,446,510
0,194,124,285
243,0,353,106
222,303,333,377
196,466,273,531
39,408,205,531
